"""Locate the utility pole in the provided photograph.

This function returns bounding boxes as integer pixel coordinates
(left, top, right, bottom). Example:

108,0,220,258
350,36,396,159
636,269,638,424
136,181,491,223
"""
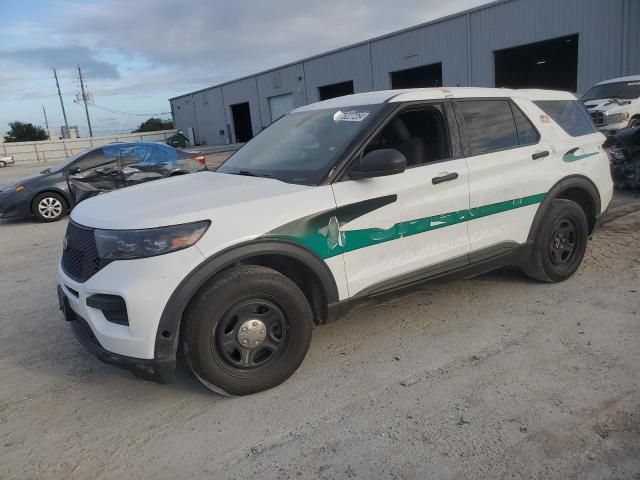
42,105,50,139
78,65,93,137
53,68,70,137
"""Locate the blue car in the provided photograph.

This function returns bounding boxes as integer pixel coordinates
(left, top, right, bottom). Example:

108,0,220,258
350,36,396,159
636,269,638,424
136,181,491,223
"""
0,142,207,222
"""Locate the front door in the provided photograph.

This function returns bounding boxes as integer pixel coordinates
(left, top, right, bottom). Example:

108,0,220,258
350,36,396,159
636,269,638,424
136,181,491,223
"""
331,103,470,297
67,148,124,204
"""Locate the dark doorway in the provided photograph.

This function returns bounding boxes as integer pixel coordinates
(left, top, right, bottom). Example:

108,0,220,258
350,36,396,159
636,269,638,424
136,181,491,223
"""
494,34,579,92
391,63,443,89
230,102,253,143
318,81,354,101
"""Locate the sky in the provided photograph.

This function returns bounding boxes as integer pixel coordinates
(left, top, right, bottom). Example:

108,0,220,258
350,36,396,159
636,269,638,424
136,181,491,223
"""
0,0,491,137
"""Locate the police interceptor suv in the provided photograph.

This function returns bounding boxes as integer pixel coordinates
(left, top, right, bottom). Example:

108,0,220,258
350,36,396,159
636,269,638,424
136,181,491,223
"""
58,88,612,395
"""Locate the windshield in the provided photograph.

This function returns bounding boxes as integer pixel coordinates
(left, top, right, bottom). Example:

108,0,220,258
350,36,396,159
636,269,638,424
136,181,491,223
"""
45,149,90,173
217,105,384,185
582,81,640,101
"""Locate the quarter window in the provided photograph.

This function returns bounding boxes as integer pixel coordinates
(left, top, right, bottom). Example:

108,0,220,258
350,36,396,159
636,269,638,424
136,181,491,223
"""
456,100,519,155
511,104,539,145
534,100,596,137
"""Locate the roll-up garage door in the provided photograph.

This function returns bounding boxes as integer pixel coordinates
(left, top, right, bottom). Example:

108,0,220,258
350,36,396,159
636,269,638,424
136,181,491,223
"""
269,93,294,123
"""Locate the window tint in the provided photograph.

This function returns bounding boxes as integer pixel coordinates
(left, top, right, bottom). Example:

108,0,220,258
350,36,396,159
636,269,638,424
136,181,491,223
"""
511,105,539,145
534,100,596,137
364,104,451,167
72,150,118,172
457,100,519,155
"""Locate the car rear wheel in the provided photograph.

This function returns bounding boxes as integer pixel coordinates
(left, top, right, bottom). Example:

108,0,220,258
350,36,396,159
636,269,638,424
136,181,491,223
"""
183,265,313,396
32,192,67,222
521,199,588,282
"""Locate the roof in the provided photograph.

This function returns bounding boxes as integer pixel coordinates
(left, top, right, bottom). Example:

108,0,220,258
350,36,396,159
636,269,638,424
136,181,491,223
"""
595,75,640,85
293,87,576,111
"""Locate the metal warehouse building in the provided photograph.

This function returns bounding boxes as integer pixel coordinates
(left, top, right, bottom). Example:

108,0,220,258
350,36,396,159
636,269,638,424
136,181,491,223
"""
169,0,639,146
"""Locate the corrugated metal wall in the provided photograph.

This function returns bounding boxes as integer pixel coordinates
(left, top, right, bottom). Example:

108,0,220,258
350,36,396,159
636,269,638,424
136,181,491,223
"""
192,88,227,146
469,0,625,93
256,63,306,125
221,77,262,143
302,44,373,103
170,0,636,145
370,15,469,89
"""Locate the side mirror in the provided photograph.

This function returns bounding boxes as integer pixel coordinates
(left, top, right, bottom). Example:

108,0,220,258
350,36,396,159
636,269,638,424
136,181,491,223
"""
349,149,407,180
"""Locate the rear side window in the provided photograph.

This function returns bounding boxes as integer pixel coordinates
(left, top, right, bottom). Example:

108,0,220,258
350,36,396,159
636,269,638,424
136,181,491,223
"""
534,100,596,137
456,100,519,155
512,105,539,145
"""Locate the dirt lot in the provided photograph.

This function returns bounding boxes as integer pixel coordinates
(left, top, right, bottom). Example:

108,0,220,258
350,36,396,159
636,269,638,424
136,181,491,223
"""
1,162,639,480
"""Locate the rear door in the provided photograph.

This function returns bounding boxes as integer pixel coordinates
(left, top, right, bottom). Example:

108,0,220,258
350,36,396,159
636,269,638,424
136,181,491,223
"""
453,98,551,255
67,149,124,204
331,102,470,297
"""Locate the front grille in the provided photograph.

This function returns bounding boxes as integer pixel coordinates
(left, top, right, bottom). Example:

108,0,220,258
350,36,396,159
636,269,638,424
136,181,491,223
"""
62,222,109,283
590,110,607,127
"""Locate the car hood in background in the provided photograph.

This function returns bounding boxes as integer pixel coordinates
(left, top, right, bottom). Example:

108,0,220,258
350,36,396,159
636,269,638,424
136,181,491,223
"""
0,172,47,192
584,98,634,111
70,172,312,230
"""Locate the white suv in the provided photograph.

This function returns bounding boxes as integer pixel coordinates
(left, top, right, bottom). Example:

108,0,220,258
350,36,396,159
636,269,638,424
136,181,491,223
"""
583,75,640,133
57,88,613,395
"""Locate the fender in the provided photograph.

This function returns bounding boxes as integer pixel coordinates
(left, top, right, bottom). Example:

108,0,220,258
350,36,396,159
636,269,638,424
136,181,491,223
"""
153,239,340,360
527,175,601,243
31,186,74,211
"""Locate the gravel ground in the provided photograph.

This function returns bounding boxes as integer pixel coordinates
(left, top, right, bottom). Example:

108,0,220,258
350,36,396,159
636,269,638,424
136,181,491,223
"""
1,163,639,480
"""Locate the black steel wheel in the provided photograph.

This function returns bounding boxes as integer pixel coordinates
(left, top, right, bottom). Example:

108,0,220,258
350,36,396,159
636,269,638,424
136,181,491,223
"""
183,265,313,396
549,217,578,266
521,199,588,283
214,299,288,370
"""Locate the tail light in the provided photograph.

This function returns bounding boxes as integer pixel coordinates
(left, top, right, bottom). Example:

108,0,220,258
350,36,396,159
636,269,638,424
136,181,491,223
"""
193,156,206,165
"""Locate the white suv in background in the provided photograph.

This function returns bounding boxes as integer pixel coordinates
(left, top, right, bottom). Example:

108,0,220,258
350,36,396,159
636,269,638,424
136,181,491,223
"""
57,88,613,395
582,75,640,133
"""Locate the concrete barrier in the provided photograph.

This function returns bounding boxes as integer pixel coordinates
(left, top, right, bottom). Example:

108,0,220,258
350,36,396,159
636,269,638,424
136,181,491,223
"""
1,130,178,164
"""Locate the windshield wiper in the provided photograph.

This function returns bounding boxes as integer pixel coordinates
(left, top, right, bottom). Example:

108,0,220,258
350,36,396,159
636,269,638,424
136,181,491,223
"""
235,170,272,178
40,168,51,174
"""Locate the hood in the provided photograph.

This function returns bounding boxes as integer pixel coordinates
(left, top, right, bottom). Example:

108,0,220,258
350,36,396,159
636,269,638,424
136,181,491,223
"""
71,171,311,229
584,98,633,111
0,172,46,192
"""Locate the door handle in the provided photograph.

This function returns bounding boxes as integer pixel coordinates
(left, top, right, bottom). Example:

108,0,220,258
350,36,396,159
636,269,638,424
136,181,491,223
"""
432,172,459,185
532,150,550,160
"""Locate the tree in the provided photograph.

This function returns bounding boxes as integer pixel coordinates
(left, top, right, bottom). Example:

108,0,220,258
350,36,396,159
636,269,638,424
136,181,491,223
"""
4,121,48,142
132,117,174,133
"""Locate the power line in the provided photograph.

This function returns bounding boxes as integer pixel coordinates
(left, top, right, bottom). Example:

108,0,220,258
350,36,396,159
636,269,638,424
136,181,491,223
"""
87,102,171,117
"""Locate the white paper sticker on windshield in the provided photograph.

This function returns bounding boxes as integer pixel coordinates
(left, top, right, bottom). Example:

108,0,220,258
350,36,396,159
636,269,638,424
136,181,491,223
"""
333,110,370,122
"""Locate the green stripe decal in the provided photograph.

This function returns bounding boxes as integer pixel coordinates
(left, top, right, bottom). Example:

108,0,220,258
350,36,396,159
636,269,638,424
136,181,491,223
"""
563,150,599,163
266,193,546,259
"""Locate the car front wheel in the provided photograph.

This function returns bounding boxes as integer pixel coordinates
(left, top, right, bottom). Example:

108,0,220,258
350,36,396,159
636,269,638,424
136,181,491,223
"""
183,265,314,395
521,199,589,282
33,192,67,222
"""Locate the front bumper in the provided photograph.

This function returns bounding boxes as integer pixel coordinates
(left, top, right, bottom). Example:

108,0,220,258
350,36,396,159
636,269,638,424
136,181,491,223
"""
58,243,205,361
0,191,31,219
58,285,175,382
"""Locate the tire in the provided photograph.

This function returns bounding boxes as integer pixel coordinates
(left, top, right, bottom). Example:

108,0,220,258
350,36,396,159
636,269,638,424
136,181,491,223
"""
32,192,67,222
0,161,6,168
183,265,314,396
521,199,589,283
629,117,640,129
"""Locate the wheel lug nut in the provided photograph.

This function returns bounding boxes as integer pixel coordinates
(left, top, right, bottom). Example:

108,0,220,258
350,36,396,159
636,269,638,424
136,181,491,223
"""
242,339,248,345
252,321,258,327
254,340,259,345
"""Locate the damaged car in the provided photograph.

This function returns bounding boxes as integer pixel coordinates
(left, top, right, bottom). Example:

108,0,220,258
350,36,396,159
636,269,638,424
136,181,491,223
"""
0,141,207,222
605,125,640,193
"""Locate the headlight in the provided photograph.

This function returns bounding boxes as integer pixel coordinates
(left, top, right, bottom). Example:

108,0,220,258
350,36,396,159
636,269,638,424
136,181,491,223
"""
606,112,630,124
94,220,210,260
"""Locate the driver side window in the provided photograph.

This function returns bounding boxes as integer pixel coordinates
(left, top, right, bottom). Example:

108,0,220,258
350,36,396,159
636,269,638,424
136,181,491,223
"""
71,150,118,173
364,103,452,168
